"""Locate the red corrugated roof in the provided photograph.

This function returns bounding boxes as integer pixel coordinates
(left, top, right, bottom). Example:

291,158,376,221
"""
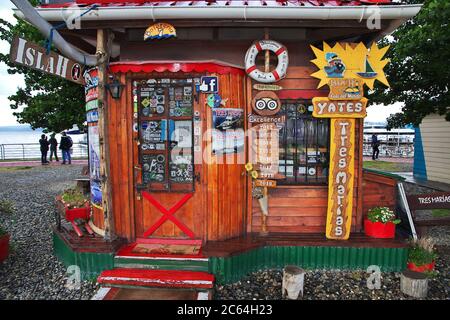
41,0,392,8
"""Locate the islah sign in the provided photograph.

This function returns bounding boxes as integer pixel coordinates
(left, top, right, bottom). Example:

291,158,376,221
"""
9,37,85,85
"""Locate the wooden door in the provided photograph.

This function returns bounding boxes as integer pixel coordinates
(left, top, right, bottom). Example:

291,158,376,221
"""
133,77,204,240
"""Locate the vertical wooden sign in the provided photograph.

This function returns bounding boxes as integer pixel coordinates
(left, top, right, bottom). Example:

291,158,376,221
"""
326,118,355,240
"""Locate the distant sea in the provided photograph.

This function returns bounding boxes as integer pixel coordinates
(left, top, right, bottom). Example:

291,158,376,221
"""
0,125,86,145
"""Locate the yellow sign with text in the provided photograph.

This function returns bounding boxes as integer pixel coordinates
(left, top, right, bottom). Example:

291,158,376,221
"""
326,118,355,240
312,97,368,118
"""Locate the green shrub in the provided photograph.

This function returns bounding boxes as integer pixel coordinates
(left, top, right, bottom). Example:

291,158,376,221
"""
61,189,88,209
0,200,15,215
0,226,6,237
408,237,437,266
367,206,401,224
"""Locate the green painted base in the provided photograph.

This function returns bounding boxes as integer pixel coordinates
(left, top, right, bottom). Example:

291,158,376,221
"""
209,246,408,285
114,257,209,272
53,231,115,281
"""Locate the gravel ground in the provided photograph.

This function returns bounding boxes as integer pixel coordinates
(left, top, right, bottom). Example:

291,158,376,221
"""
215,253,449,300
1,165,448,300
0,165,99,300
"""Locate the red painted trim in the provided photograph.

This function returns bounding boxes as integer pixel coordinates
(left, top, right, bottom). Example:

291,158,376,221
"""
142,192,195,239
255,42,263,52
245,65,257,74
109,62,245,75
98,269,214,289
41,1,392,8
272,70,280,81
275,47,286,56
136,238,202,245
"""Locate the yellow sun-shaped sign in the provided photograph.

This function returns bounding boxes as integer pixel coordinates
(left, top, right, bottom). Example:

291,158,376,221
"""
310,42,390,90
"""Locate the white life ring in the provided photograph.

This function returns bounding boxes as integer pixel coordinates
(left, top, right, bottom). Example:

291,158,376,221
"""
245,40,289,83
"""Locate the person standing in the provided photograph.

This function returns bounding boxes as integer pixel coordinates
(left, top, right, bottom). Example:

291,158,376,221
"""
60,132,73,165
39,134,49,165
371,133,380,160
49,133,59,162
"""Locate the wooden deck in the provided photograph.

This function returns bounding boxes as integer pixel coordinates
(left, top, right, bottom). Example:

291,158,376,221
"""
202,232,408,258
54,226,125,253
56,226,407,256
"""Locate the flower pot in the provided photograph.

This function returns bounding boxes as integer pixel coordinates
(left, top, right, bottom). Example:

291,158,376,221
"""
364,219,396,239
0,234,10,263
407,261,435,273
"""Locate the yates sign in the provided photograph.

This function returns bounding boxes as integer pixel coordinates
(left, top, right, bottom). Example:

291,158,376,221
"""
10,37,85,85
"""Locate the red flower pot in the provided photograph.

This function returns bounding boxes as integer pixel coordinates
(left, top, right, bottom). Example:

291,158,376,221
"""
364,219,396,239
407,261,435,273
0,234,10,263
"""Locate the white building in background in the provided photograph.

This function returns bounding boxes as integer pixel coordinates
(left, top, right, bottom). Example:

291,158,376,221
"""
363,121,415,158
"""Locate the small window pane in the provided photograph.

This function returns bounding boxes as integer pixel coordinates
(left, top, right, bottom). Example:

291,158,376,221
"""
278,100,330,185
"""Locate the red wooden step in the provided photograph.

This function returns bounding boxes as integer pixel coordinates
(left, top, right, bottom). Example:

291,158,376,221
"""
97,269,215,289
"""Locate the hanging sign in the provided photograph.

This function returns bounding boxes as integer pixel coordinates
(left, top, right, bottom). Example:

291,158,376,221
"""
144,23,176,41
255,180,277,188
248,114,286,124
252,91,281,116
312,97,368,118
253,84,283,91
328,78,363,100
9,37,85,85
326,118,355,240
310,42,390,90
245,40,289,83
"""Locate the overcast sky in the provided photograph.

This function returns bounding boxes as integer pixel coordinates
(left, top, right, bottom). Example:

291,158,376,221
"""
0,1,402,127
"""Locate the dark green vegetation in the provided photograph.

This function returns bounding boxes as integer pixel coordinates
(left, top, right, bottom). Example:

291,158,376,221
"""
0,0,85,134
369,0,450,129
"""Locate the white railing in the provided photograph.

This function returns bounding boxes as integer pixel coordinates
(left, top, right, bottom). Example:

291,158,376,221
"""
0,143,88,161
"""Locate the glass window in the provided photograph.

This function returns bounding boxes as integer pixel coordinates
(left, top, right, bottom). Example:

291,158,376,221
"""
278,100,330,185
137,79,195,192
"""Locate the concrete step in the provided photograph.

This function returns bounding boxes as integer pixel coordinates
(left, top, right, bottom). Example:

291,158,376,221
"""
92,287,212,300
97,268,215,290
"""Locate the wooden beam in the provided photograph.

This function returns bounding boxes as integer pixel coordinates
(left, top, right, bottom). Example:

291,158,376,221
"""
96,29,116,241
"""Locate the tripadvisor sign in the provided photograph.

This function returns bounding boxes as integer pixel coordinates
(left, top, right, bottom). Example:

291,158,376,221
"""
9,37,85,85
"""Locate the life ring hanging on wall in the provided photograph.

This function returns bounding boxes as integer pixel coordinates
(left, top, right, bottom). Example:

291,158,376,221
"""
245,40,289,83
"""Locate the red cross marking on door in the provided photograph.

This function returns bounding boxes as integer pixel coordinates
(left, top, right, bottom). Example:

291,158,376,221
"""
142,191,195,239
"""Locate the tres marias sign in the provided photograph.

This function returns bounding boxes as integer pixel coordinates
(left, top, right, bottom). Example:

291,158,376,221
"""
10,37,85,85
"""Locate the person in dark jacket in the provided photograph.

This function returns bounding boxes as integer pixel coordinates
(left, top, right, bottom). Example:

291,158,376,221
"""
39,134,49,165
59,132,73,165
371,133,380,160
49,133,59,162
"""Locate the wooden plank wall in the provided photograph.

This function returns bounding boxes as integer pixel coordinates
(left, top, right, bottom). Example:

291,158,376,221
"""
107,71,247,242
362,171,397,219
108,73,135,241
250,66,365,234
204,72,248,241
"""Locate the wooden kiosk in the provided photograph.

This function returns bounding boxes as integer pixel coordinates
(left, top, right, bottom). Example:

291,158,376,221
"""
23,0,422,294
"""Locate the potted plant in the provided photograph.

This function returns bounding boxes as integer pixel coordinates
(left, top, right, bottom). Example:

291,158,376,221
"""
55,189,91,237
364,206,401,239
407,237,437,273
0,225,9,263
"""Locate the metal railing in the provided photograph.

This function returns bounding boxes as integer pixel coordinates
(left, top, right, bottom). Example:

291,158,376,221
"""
363,142,414,158
0,143,88,161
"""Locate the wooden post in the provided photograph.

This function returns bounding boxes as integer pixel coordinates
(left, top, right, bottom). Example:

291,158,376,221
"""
282,265,305,299
400,270,429,298
96,29,115,241
259,27,270,236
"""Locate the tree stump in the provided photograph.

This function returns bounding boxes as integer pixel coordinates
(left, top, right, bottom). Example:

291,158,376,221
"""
282,265,305,300
400,270,429,298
